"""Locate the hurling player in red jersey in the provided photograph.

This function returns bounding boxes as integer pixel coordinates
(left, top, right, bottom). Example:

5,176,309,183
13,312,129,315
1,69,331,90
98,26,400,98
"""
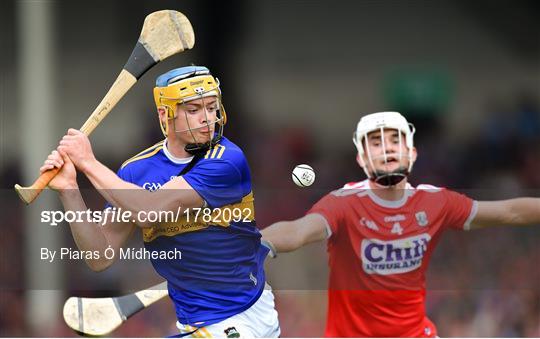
261,111,540,337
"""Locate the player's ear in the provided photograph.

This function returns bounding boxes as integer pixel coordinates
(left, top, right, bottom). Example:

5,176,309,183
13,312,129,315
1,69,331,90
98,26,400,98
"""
157,106,167,121
411,147,418,162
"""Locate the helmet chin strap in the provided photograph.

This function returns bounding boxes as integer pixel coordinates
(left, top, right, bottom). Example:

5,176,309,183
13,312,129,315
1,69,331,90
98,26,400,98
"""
184,135,222,155
371,166,409,187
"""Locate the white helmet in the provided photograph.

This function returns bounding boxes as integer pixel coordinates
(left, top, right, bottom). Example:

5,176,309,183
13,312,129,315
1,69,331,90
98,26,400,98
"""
352,112,416,186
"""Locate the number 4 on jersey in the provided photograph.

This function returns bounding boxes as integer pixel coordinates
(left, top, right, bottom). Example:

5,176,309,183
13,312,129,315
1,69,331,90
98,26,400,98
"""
391,222,403,235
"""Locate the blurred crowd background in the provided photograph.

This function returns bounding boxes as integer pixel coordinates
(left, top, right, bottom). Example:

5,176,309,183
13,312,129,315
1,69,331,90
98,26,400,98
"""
1,0,539,337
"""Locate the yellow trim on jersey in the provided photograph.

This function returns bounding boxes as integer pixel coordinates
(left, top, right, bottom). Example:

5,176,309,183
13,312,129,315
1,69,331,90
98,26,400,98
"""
185,325,202,338
132,140,164,159
120,140,164,169
216,145,226,159
204,144,226,160
142,192,256,242
121,144,164,169
200,327,212,338
185,325,210,338
210,146,220,159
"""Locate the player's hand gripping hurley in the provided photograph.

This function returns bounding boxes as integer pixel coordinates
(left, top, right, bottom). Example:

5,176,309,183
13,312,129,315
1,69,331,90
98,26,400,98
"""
14,10,195,204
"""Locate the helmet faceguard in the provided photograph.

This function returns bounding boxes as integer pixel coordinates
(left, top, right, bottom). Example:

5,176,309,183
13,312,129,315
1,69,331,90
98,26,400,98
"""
153,66,227,155
352,112,416,187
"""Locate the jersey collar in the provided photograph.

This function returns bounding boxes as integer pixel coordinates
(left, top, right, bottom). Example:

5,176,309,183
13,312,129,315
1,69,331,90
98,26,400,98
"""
364,179,415,208
163,140,194,164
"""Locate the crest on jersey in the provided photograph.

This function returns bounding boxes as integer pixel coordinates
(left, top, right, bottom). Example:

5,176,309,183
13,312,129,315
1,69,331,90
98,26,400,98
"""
224,327,240,338
415,211,428,227
424,327,432,336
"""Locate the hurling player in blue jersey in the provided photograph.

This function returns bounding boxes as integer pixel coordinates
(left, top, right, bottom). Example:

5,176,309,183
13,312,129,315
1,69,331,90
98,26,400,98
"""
40,66,280,337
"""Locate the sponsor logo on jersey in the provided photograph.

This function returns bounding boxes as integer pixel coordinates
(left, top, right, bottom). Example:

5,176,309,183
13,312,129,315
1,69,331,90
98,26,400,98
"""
142,182,162,191
384,214,406,223
360,217,379,231
361,233,431,275
415,211,429,227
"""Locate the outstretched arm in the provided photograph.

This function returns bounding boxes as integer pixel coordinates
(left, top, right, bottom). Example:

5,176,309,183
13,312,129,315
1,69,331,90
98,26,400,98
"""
470,198,540,230
261,213,329,255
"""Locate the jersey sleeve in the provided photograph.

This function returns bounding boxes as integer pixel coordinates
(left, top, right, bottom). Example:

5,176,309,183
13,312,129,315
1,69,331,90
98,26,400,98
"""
183,159,244,208
306,192,345,238
443,189,477,231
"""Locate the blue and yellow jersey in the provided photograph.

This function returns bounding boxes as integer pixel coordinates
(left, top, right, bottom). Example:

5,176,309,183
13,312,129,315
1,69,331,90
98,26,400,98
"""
116,136,268,326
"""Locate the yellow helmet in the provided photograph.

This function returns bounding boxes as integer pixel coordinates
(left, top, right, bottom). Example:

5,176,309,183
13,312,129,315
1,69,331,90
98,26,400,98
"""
153,66,227,154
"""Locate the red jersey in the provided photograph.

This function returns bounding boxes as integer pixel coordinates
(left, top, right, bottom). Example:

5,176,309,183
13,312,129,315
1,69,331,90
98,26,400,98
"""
307,180,477,337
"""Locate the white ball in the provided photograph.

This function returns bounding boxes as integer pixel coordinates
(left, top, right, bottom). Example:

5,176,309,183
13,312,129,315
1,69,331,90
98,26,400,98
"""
292,164,316,187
